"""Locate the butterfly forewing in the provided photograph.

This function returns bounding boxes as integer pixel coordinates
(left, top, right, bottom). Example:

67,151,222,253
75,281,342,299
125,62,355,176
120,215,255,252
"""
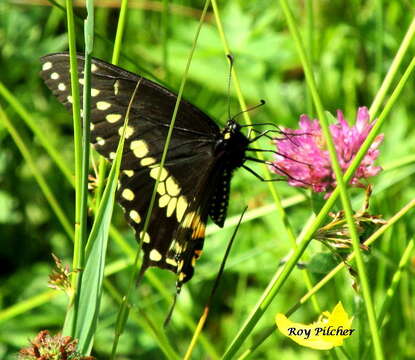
40,52,224,285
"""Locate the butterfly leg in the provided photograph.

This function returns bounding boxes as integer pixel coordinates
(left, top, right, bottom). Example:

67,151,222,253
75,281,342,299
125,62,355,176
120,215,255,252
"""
242,165,285,182
243,157,310,186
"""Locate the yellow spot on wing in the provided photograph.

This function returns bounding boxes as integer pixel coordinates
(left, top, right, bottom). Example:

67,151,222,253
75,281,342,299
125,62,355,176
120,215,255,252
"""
121,188,135,201
157,183,166,196
51,72,59,80
149,249,162,262
178,272,186,282
58,83,66,91
123,170,134,177
176,196,187,222
166,197,177,217
183,211,200,228
129,210,141,223
166,177,180,196
42,62,52,71
91,63,98,72
113,80,120,95
91,88,100,97
130,140,149,158
139,231,150,243
140,157,156,166
118,125,134,139
166,257,178,267
150,167,168,181
192,223,206,240
158,194,170,207
106,114,122,123
96,137,105,146
96,101,111,110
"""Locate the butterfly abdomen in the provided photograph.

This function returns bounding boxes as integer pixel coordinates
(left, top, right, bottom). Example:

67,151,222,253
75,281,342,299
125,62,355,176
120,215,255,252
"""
208,121,249,227
208,168,232,227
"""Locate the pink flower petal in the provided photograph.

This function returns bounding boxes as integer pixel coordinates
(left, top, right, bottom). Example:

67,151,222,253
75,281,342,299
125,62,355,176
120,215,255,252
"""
271,107,383,194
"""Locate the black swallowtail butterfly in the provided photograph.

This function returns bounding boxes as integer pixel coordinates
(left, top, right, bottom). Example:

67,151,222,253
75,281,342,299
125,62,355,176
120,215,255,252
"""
40,53,271,293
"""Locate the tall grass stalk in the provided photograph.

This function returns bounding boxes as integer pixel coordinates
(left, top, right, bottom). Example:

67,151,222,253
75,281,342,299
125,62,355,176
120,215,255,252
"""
0,107,73,238
62,0,83,337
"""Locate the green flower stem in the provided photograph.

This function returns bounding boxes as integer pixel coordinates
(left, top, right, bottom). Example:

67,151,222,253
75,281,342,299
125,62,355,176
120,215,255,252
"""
278,1,382,358
305,0,314,116
111,0,128,66
0,107,74,238
223,4,415,359
374,0,383,89
162,0,170,78
211,0,321,317
370,16,415,117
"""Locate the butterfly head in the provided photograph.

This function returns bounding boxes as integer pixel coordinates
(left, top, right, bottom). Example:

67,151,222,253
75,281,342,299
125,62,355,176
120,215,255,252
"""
215,119,249,169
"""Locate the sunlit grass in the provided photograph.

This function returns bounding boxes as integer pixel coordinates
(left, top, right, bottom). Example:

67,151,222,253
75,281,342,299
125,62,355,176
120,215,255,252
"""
0,1,414,359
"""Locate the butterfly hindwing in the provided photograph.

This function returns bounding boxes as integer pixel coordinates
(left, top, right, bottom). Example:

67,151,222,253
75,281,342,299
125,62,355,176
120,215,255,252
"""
118,152,216,284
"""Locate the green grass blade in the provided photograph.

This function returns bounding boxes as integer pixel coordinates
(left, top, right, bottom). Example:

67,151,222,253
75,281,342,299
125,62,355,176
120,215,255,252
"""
0,81,74,185
0,106,73,238
68,0,95,348
376,237,414,325
73,80,135,353
62,0,83,338
370,16,415,117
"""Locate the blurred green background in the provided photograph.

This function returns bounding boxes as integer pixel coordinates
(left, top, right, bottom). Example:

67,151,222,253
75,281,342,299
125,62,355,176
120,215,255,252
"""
0,0,414,359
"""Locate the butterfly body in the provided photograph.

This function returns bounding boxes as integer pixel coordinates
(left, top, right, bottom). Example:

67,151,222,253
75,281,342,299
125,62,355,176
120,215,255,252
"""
40,53,250,290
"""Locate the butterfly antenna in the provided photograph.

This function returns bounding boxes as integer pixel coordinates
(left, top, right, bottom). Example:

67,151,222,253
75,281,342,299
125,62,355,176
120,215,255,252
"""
231,99,266,122
226,54,234,121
